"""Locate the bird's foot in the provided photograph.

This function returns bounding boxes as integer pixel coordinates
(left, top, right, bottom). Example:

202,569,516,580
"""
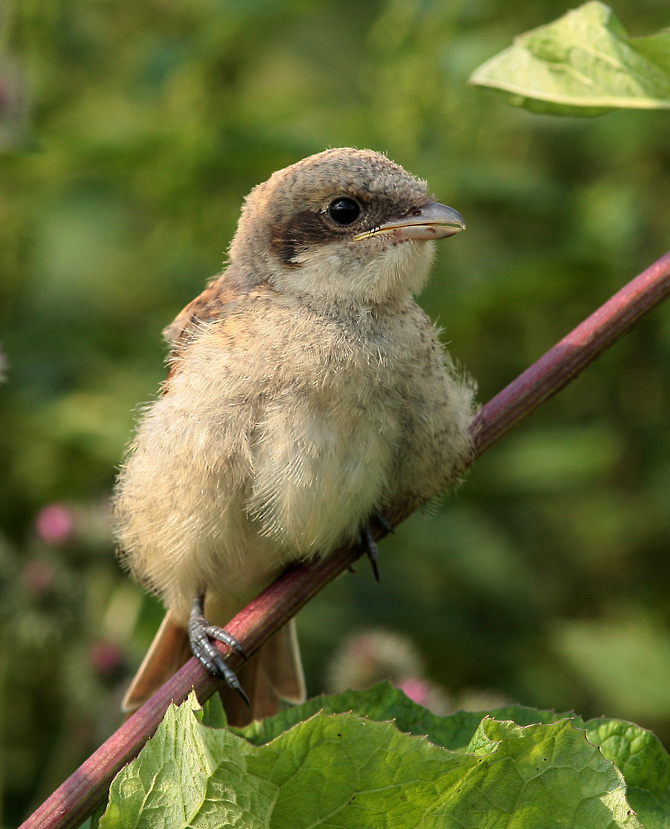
188,594,250,706
357,512,394,583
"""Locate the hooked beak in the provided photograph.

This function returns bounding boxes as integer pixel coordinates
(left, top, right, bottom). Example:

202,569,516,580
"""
354,202,466,242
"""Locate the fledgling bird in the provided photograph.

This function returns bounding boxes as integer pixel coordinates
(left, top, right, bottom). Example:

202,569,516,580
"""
113,147,476,723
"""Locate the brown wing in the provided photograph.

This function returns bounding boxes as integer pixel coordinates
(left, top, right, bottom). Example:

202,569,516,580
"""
162,267,260,386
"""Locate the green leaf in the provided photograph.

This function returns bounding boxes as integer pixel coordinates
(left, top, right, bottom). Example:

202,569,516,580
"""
585,718,670,829
469,1,670,115
461,718,639,828
99,692,278,829
237,681,577,751
247,712,639,828
100,687,658,828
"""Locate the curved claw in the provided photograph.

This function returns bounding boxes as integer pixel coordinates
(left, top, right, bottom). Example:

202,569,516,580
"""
188,594,250,706
374,512,394,535
357,511,393,582
358,522,380,583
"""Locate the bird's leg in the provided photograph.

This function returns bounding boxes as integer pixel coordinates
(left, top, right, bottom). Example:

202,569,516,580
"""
357,512,394,583
188,593,250,706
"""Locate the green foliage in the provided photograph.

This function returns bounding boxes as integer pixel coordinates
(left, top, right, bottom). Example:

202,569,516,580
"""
470,2,670,115
3,0,670,824
99,688,670,828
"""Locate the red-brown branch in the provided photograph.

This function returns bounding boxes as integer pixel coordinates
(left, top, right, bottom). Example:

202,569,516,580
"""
20,249,670,829
471,249,670,456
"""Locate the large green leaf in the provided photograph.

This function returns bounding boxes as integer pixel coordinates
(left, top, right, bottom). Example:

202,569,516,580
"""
237,680,577,750
585,719,670,829
469,1,670,116
97,687,670,828
99,695,277,829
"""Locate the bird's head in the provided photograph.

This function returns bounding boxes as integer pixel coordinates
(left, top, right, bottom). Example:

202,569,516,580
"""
229,148,465,307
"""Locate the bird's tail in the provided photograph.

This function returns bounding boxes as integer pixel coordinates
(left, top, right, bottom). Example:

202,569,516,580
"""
122,610,305,726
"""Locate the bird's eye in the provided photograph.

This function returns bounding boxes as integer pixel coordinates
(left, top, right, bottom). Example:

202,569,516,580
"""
327,197,361,225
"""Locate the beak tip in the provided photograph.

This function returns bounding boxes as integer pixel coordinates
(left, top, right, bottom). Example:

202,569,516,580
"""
353,202,466,242
422,203,466,239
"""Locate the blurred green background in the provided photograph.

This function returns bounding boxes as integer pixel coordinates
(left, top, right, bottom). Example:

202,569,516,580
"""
2,0,670,823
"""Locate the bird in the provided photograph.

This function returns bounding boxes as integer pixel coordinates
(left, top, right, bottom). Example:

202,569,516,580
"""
113,147,476,724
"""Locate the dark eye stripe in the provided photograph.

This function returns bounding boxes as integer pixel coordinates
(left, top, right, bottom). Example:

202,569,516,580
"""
268,194,419,266
270,210,336,265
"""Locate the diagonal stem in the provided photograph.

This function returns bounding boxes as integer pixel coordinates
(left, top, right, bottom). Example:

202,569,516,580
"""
19,249,670,829
471,249,670,458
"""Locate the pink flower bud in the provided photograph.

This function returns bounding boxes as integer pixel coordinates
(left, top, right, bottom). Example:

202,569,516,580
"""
89,641,124,677
36,503,75,545
398,678,431,706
